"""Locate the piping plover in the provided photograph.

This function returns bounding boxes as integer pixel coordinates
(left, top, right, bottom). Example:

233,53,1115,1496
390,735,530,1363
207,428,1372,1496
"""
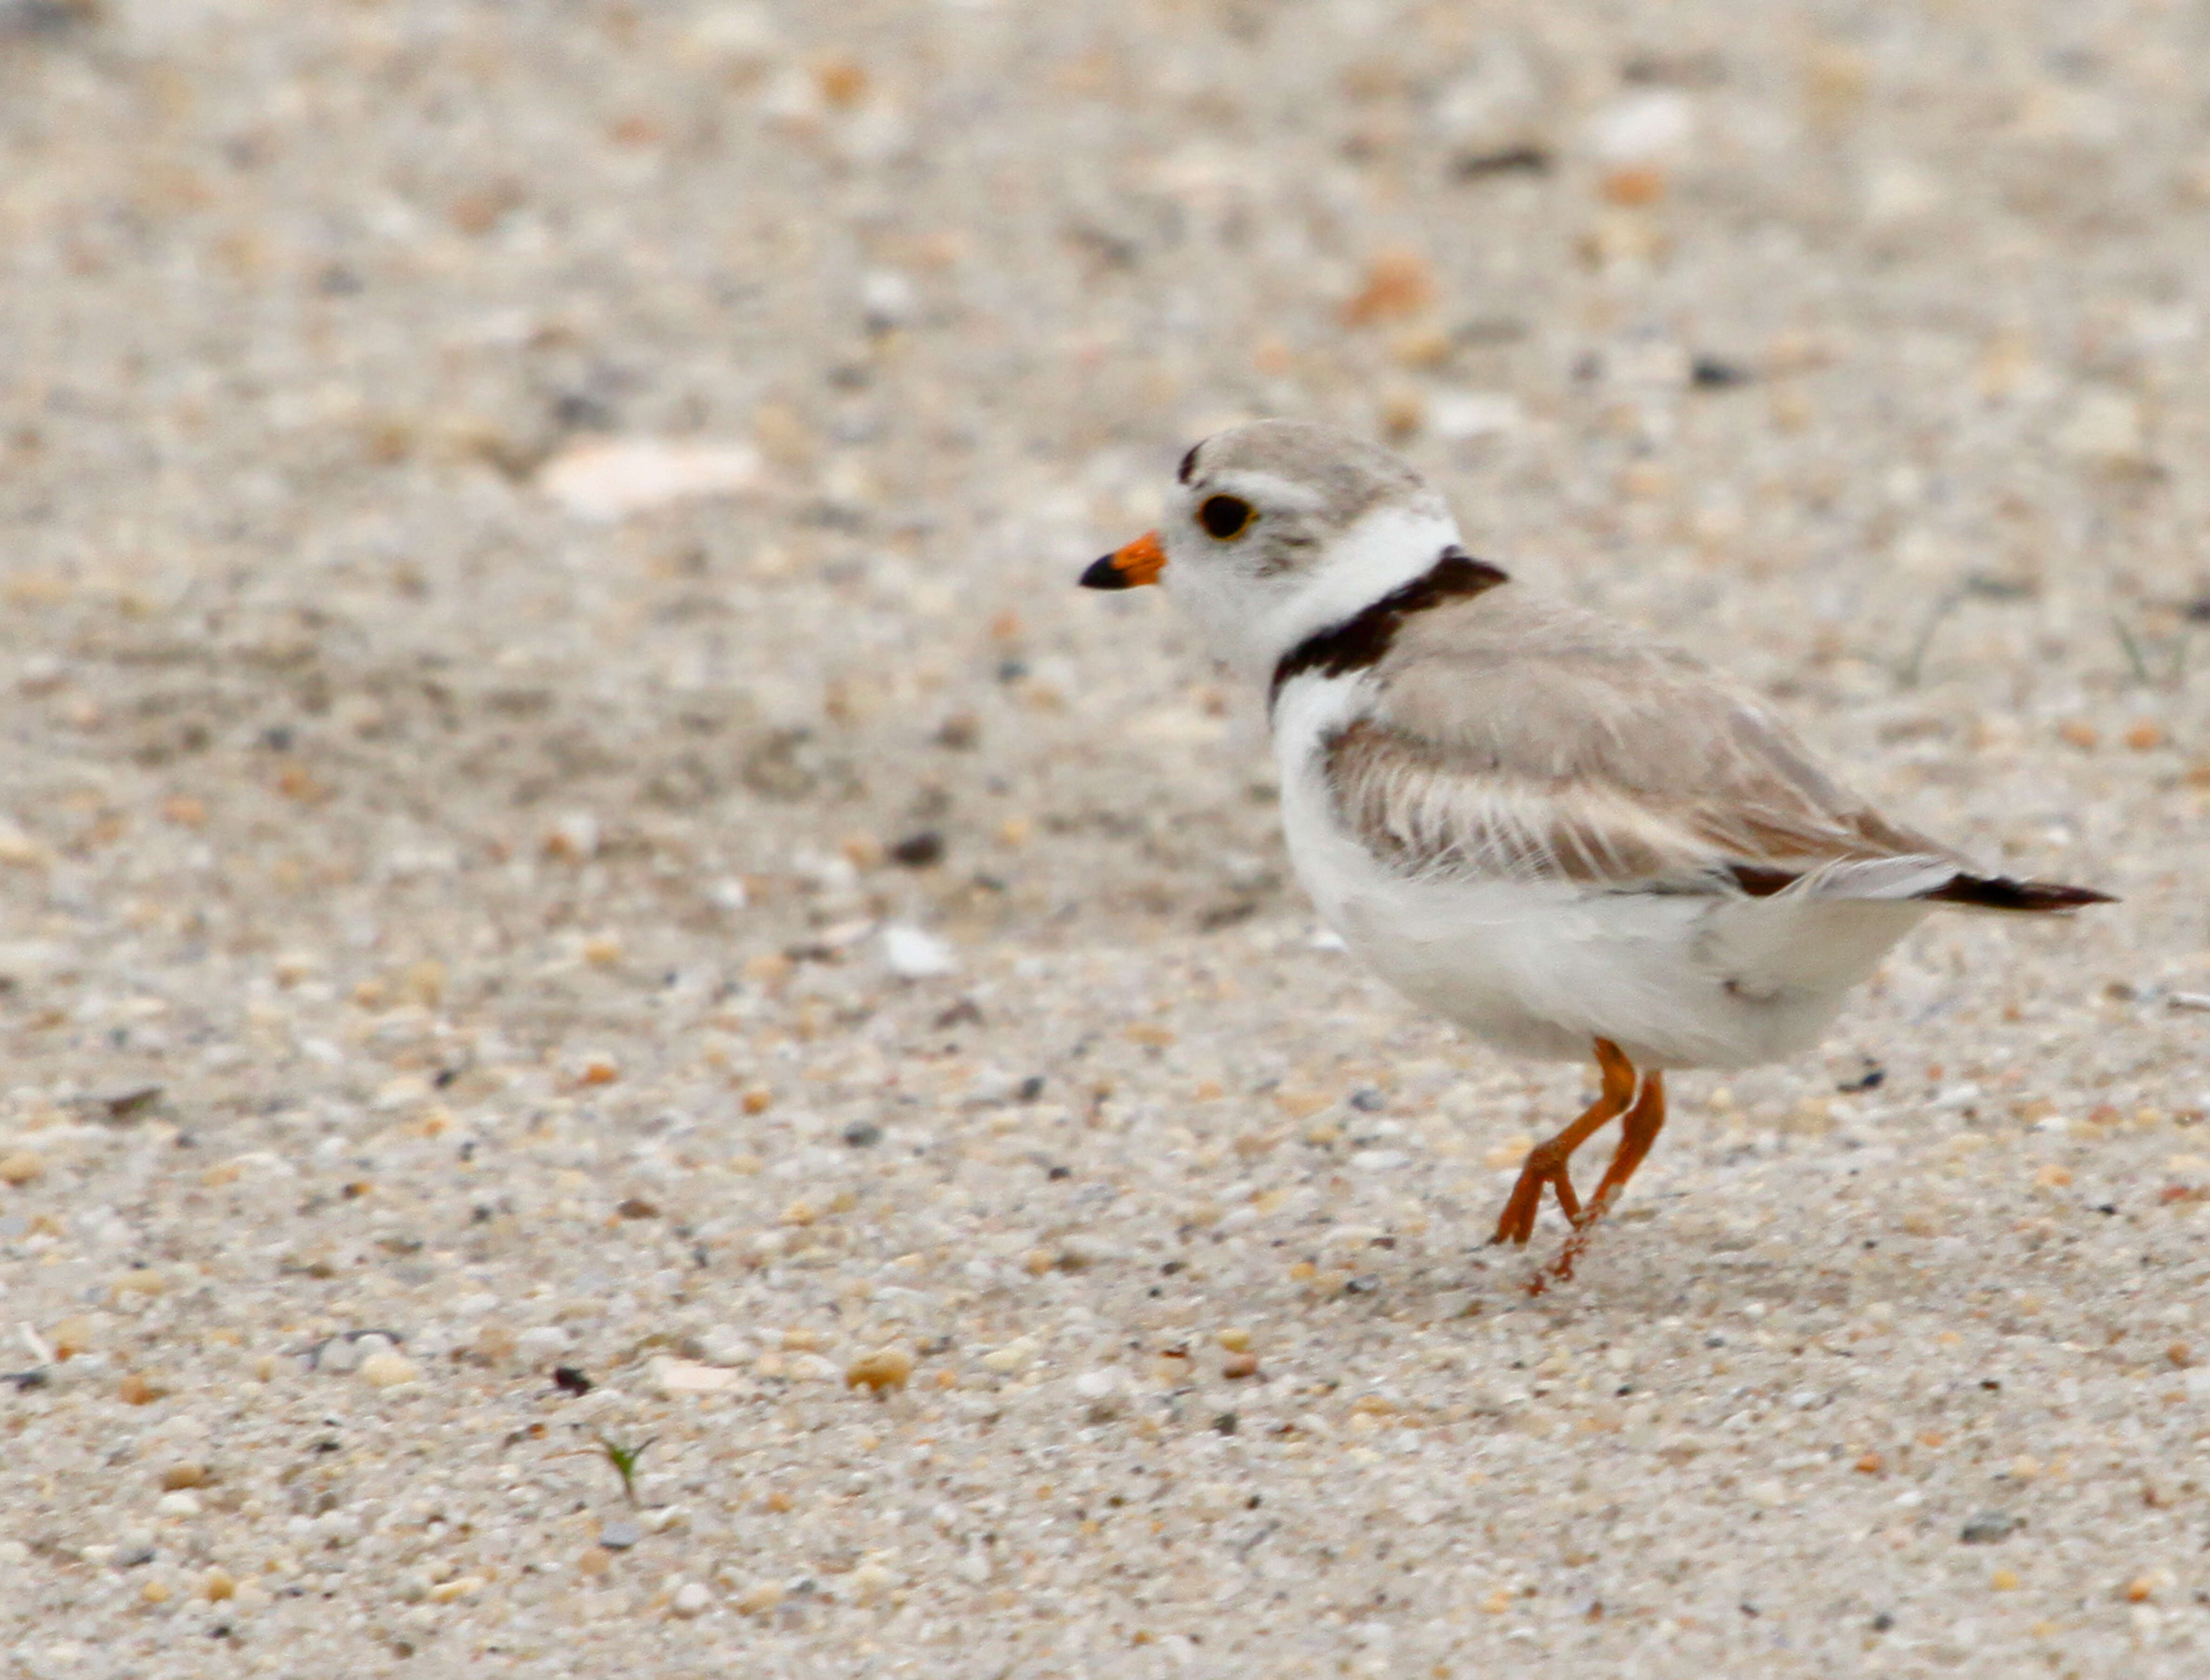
1081,420,2110,1280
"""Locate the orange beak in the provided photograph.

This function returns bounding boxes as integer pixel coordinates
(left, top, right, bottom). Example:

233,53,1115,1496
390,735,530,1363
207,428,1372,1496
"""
1079,530,1166,590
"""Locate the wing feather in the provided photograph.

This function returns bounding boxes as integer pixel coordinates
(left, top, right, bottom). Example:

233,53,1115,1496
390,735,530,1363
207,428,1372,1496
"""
1325,595,1968,899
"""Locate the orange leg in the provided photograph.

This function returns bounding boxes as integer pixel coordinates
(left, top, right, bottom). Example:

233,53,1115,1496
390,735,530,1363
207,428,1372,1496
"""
1490,1039,1639,1247
1547,1070,1667,1283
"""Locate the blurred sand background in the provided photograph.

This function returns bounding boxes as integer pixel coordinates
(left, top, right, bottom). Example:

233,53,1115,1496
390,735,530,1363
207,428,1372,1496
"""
2,1,2209,1674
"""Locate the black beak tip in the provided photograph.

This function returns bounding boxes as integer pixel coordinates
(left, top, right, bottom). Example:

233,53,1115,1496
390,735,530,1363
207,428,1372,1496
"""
1079,554,1131,590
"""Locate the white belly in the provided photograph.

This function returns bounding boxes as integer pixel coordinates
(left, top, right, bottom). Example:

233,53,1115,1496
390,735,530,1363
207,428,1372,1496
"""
1272,683,1930,1071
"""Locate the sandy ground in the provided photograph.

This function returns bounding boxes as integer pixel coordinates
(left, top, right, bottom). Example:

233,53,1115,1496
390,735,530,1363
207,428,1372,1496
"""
3,1,2210,1675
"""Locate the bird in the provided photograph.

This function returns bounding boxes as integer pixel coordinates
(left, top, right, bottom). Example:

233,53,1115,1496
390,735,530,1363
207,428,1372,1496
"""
1079,419,2111,1281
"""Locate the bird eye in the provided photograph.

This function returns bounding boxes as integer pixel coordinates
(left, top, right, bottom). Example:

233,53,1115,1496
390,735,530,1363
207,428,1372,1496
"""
1197,494,1254,540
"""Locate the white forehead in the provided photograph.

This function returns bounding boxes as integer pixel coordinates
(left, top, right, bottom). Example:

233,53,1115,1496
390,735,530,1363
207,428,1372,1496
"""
1188,467,1334,518
1179,420,1433,527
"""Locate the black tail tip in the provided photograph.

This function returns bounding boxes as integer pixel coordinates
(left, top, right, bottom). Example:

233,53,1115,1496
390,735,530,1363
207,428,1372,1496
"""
1926,874,2117,912
1079,554,1132,590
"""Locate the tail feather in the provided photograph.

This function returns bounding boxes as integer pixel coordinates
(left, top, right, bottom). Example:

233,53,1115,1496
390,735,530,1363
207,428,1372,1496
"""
1727,860,2114,911
1919,873,2115,912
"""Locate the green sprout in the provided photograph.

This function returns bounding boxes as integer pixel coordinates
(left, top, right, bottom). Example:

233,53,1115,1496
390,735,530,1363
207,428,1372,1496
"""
595,1433,655,1506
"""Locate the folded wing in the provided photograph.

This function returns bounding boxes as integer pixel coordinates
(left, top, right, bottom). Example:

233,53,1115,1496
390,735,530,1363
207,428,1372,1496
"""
1328,600,2108,910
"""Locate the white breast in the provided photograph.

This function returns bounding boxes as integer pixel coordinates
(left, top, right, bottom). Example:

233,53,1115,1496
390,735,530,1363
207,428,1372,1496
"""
1270,673,1930,1070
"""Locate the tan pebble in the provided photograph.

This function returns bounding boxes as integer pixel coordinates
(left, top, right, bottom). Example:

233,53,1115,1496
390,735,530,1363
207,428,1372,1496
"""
763,1489,794,1513
2035,1165,2073,1189
780,1200,817,1227
0,822,47,867
1482,1588,1511,1614
982,1341,1032,1374
2125,1576,2155,1603
933,1368,957,1390
1122,1022,1175,1048
839,833,885,871
1304,1121,1342,1147
161,795,207,828
48,1316,95,1359
997,815,1032,847
428,1575,484,1603
112,1270,166,1299
736,1580,785,1616
739,1086,773,1116
202,1569,235,1602
741,952,792,987
1484,1134,1532,1170
160,1463,208,1491
2058,720,2098,751
119,1372,163,1406
2124,720,2166,752
581,934,623,966
1992,1568,2020,1591
1222,1352,1261,1380
1342,248,1435,326
1216,1327,1251,1353
357,1351,419,1388
141,1579,172,1605
1287,1261,1317,1282
1854,1452,1884,1475
0,1152,43,1187
1023,1248,1054,1276
575,1053,619,1087
577,1547,611,1577
1600,166,1666,205
845,1346,915,1394
1378,388,1424,440
1769,388,1812,432
403,960,446,1006
1388,327,1453,369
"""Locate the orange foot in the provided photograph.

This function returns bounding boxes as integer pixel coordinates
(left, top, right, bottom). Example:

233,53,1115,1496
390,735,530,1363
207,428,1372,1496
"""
1491,1039,1638,1247
1545,1069,1667,1287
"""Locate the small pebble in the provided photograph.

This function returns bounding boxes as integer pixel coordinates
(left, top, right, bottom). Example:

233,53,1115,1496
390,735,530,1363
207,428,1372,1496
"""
845,1346,915,1393
881,925,957,979
154,1492,201,1518
536,436,763,522
599,1520,641,1551
671,1580,712,1618
357,1351,420,1388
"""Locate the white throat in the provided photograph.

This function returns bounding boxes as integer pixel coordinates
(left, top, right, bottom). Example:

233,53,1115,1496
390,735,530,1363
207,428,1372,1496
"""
1167,502,1465,682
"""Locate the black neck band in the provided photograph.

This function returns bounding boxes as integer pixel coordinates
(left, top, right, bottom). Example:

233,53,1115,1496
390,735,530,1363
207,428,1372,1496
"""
1269,547,1508,709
